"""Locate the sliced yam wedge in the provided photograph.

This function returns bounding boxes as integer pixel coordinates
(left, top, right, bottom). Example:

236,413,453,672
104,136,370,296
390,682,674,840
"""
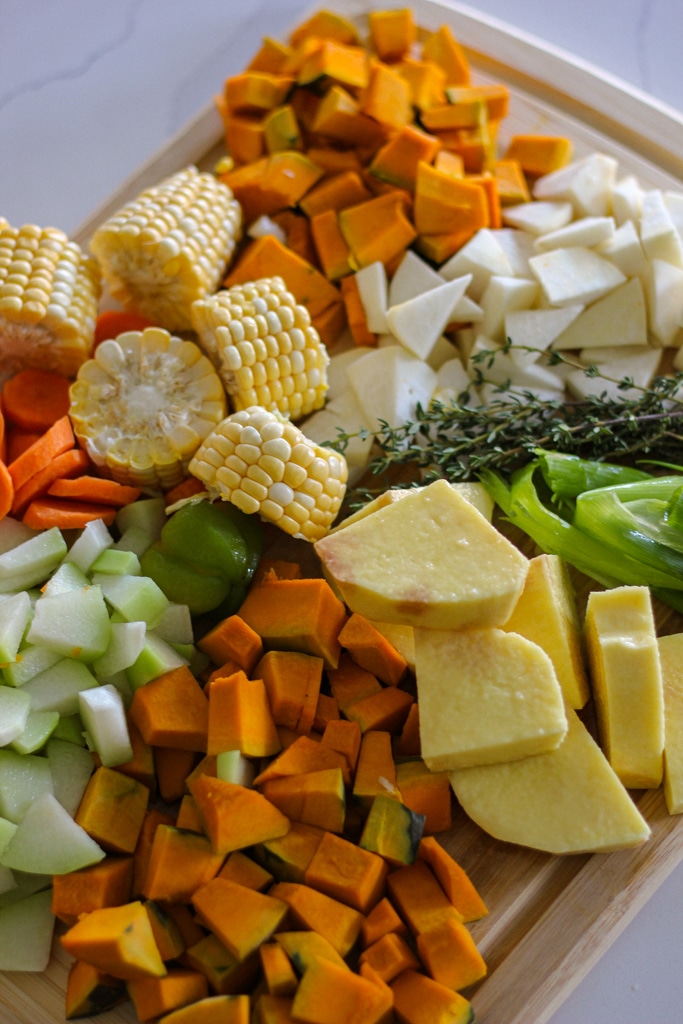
449,706,651,854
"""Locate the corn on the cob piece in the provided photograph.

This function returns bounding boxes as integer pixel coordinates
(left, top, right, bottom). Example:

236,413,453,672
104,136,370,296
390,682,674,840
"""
189,406,348,541
0,221,101,383
89,166,242,332
191,276,329,421
69,326,227,490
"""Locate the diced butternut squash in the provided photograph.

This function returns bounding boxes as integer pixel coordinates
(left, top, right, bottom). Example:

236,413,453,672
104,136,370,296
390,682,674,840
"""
253,735,348,786
291,955,393,1024
352,730,397,809
328,652,383,712
297,41,370,91
128,968,209,1023
260,766,346,833
386,860,462,935
207,670,281,758
289,10,360,48
269,881,364,957
189,775,291,856
414,162,489,238
224,72,294,115
421,24,471,86
64,959,126,1019
359,793,425,867
184,933,260,996
154,747,196,804
397,56,446,111
344,685,415,735
299,169,373,218
157,994,251,1024
310,209,356,280
61,901,167,982
141,825,224,903
359,930,420,983
360,60,413,129
417,836,488,922
369,125,441,191
338,191,417,269
52,855,134,926
219,850,274,892
192,877,289,962
360,896,409,948
238,577,347,669
75,767,150,855
390,969,474,1024
503,133,574,177
129,665,209,752
368,8,417,62
198,614,264,674
144,900,186,961
304,829,387,913
416,915,487,990
260,941,299,996
338,612,408,685
252,821,325,883
396,759,452,834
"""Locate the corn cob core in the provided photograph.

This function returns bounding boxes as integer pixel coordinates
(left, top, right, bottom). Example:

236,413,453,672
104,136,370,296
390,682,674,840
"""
191,276,329,421
89,166,242,332
189,406,348,542
69,326,227,491
0,221,101,383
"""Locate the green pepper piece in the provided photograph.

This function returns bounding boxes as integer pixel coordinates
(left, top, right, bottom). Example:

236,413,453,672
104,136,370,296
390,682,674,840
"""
159,500,250,582
140,543,232,616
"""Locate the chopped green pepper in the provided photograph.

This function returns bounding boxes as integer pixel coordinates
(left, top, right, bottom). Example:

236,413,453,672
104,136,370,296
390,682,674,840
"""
140,499,263,615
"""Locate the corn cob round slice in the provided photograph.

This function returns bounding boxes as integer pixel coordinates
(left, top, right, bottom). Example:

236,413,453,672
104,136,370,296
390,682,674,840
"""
191,276,329,421
69,326,228,491
189,406,348,541
89,166,242,332
0,221,101,383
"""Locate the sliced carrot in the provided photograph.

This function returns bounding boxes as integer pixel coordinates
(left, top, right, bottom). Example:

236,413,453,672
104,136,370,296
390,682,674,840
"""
11,447,91,517
94,309,155,348
22,497,117,530
5,428,41,464
164,476,206,507
47,475,142,507
7,414,75,492
0,460,13,521
2,369,72,432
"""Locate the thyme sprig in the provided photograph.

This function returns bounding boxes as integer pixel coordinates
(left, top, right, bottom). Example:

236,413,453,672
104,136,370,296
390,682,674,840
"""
327,347,683,504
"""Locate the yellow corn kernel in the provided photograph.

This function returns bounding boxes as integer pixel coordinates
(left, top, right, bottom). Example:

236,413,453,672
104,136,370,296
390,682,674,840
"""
189,406,348,541
0,221,101,382
191,275,329,421
69,326,227,490
90,166,242,331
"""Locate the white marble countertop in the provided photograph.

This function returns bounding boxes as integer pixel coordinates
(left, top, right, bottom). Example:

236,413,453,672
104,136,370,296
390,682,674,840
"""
4,2,683,1022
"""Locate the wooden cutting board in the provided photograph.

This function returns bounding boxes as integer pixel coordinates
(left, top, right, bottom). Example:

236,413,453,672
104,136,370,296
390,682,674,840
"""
6,2,683,1022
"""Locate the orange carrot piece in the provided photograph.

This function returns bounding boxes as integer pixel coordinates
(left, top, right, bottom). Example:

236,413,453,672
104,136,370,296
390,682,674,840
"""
198,614,264,673
94,309,155,348
47,474,142,506
11,447,91,516
129,666,209,752
164,475,207,506
7,414,74,492
2,368,72,431
5,428,41,463
0,460,13,520
22,497,118,530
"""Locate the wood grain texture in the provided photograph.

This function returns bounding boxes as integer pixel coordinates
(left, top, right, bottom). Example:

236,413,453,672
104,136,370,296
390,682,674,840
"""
12,2,683,1022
